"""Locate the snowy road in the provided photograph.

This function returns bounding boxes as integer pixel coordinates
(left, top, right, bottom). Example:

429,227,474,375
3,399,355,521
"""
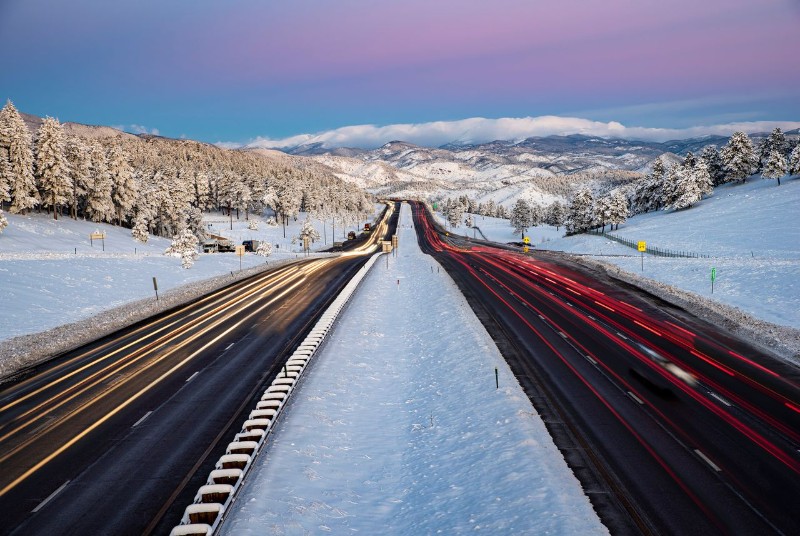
218,203,606,535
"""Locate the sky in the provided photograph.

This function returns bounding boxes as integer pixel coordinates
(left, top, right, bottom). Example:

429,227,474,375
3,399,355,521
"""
1,0,799,148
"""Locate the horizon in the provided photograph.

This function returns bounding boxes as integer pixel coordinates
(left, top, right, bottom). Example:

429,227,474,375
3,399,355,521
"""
1,0,798,148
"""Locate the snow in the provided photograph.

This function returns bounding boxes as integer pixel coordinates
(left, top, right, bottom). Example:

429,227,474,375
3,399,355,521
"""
219,203,606,535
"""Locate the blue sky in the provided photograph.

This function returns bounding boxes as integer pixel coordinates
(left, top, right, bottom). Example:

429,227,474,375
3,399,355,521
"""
1,0,798,147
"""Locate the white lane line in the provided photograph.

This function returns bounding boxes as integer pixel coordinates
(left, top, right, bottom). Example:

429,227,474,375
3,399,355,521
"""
32,480,70,512
185,371,200,383
710,392,731,407
585,355,597,365
695,449,721,472
628,391,644,405
132,411,153,428
559,332,568,339
225,343,235,351
616,332,628,340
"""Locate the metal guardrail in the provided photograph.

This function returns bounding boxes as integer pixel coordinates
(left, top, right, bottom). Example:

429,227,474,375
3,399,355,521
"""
587,229,710,258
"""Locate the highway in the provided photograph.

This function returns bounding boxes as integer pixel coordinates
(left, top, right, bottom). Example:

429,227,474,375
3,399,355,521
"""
411,202,800,535
0,204,396,535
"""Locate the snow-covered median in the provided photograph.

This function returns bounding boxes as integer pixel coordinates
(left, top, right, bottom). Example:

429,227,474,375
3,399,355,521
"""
218,203,606,535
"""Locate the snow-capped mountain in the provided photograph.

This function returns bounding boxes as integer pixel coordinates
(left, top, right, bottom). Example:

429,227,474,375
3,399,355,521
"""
294,134,741,206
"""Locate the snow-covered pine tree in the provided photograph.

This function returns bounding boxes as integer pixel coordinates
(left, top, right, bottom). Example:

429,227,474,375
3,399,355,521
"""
255,241,273,257
248,219,258,231
2,101,38,214
632,158,665,213
108,145,137,225
65,136,90,219
700,145,726,186
297,218,320,244
661,164,684,209
447,200,465,229
165,227,199,269
509,198,531,238
720,131,757,184
694,158,713,197
607,190,629,231
35,117,71,220
683,151,696,169
791,144,800,176
566,188,595,234
85,140,114,222
596,195,612,233
762,149,788,186
545,200,566,231
0,208,7,233
131,211,150,243
0,150,11,207
529,201,544,227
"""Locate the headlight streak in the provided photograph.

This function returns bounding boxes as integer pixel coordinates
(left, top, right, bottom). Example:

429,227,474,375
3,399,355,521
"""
0,264,306,443
0,256,346,497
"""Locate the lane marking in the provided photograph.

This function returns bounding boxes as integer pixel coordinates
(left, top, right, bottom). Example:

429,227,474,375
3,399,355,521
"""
185,371,200,383
710,392,732,407
628,392,644,405
616,332,628,340
695,449,721,472
224,343,235,351
32,480,70,513
633,320,662,337
559,332,568,339
585,355,597,365
132,411,153,428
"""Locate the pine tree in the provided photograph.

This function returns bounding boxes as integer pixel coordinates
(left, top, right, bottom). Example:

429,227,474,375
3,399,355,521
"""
0,151,11,206
662,164,684,209
700,145,726,186
131,211,150,243
85,140,114,222
2,101,38,214
510,198,531,237
607,190,629,231
566,188,595,234
790,144,800,176
596,195,612,232
529,201,544,227
720,131,757,184
164,227,199,268
545,200,566,231
762,149,787,186
65,137,90,219
0,208,7,233
255,241,273,257
108,145,137,225
694,158,713,197
35,117,71,219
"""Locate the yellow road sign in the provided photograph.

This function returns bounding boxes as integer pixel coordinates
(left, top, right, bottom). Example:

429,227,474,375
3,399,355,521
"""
637,241,646,252
523,236,530,244
235,245,245,256
523,246,529,253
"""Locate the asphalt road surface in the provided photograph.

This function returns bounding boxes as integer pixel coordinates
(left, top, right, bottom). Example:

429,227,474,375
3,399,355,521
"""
412,202,800,535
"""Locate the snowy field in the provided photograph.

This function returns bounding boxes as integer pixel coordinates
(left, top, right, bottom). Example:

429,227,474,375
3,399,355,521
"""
219,203,607,535
0,208,377,343
441,177,800,333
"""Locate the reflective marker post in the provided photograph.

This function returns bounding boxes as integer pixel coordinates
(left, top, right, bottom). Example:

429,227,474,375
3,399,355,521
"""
638,241,647,271
711,267,716,294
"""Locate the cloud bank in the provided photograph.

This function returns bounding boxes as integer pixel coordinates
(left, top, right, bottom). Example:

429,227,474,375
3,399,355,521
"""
244,116,800,150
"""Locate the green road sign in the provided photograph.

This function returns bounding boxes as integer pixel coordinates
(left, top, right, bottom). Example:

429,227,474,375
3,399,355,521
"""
711,267,716,282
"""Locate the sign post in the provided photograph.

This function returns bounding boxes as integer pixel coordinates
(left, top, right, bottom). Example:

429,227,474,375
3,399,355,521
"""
711,267,716,294
90,231,106,251
152,277,159,301
235,245,245,271
637,241,646,271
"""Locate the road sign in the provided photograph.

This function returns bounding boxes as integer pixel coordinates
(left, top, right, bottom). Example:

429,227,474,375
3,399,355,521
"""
235,245,245,256
90,231,105,240
711,267,716,282
523,236,530,244
637,241,646,252
523,246,529,253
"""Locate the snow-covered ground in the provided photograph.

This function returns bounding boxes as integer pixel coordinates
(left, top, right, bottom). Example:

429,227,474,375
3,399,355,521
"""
219,203,606,535
0,209,374,343
439,177,800,358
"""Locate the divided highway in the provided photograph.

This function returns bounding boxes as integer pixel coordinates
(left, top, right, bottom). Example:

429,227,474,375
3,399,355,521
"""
0,204,396,535
411,202,800,535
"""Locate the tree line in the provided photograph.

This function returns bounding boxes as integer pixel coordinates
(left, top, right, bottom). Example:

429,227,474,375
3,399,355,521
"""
0,100,374,243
